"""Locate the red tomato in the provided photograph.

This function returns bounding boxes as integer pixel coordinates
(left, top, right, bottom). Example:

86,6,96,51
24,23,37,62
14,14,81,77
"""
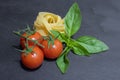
21,46,44,69
20,32,43,48
42,39,63,59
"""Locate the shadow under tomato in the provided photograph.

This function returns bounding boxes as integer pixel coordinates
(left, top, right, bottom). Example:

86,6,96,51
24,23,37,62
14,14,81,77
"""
44,57,57,62
19,60,42,72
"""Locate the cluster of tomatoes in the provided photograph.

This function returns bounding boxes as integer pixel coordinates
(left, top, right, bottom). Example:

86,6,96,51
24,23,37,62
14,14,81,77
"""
14,27,63,69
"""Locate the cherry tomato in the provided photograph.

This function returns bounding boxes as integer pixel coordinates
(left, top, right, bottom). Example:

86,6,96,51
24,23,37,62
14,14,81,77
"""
42,39,63,59
20,32,43,48
21,46,44,69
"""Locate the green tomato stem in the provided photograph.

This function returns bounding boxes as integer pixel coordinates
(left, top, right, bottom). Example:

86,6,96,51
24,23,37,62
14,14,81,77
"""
13,31,44,48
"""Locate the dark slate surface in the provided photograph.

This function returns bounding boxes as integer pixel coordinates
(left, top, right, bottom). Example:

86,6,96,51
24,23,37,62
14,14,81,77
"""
0,0,120,80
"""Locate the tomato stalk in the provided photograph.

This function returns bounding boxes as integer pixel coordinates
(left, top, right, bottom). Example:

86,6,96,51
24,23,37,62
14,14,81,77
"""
43,34,55,48
23,38,33,55
25,25,36,36
13,29,44,48
14,39,34,55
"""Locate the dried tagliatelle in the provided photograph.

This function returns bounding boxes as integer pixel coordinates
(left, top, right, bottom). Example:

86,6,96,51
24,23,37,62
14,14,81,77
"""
34,12,65,36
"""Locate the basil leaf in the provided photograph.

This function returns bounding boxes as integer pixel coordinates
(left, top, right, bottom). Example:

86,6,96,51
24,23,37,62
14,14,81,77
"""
64,2,82,37
71,39,90,56
56,47,70,74
50,30,60,39
50,30,68,43
72,46,90,56
76,36,109,53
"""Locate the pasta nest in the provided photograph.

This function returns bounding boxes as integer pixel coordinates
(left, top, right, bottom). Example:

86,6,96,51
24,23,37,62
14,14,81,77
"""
34,12,65,36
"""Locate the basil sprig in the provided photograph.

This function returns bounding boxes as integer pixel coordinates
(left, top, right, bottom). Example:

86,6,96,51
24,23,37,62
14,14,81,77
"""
64,2,82,38
52,2,109,74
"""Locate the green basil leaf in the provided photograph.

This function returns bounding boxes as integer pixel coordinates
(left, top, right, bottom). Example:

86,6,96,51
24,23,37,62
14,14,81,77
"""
72,46,90,56
76,36,109,53
50,30,60,39
59,33,68,43
71,39,90,56
64,2,82,37
56,47,70,74
50,30,68,43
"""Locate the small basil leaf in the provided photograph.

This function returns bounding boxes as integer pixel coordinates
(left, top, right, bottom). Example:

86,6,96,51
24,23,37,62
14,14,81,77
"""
59,33,68,43
71,40,90,56
56,47,70,74
50,30,67,43
50,30,60,39
64,2,82,37
76,36,109,53
72,46,90,56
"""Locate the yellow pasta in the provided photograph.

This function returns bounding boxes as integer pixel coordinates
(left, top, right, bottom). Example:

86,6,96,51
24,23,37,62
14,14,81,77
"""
34,12,65,36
